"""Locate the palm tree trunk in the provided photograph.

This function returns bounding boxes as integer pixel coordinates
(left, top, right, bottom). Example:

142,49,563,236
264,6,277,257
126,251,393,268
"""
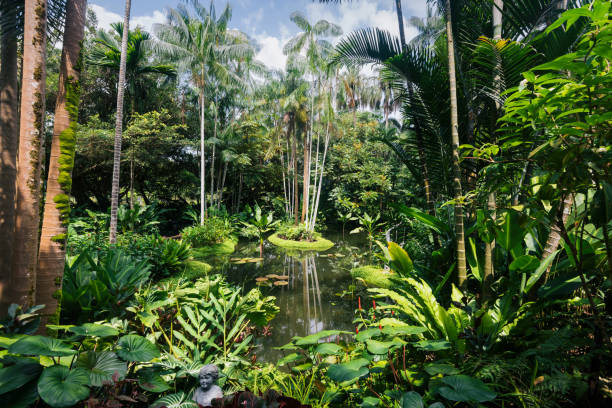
541,195,573,280
310,119,331,232
444,0,467,288
218,160,227,210
0,8,20,310
199,87,207,224
10,0,48,307
210,101,216,210
109,0,131,244
292,122,299,225
483,0,503,302
394,0,407,49
37,0,87,325
301,128,310,224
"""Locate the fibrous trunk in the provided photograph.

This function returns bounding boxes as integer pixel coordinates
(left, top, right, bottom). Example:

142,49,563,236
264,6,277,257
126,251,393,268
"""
10,0,48,307
0,6,20,311
37,0,87,326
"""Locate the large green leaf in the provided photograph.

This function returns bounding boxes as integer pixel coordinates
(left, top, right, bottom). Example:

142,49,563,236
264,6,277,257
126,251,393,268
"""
293,330,350,345
355,328,382,342
366,339,403,355
37,366,90,408
69,324,119,338
0,361,42,394
438,375,496,403
400,391,424,408
388,242,414,276
1,379,39,408
151,392,198,408
413,340,451,351
138,368,171,393
327,358,369,384
381,325,426,337
75,351,127,386
277,352,304,366
9,335,76,357
116,335,160,362
315,343,344,355
396,206,451,234
495,211,524,253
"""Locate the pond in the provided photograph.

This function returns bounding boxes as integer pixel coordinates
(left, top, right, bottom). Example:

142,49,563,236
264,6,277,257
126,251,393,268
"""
212,231,371,362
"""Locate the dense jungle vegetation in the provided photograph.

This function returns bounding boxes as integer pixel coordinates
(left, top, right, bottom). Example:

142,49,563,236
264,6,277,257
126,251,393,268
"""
0,0,611,407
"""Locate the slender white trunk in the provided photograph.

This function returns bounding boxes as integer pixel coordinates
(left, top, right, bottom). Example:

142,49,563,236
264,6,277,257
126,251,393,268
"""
310,119,330,232
200,88,206,224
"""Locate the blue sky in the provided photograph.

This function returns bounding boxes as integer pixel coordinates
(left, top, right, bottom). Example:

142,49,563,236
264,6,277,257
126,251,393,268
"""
89,0,428,70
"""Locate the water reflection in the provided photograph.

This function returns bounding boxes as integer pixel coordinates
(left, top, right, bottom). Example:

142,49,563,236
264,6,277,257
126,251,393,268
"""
217,233,365,362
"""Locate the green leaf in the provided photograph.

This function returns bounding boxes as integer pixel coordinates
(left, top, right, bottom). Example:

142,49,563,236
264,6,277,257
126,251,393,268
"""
388,242,414,276
438,375,496,403
75,351,127,387
381,325,426,337
293,330,350,345
509,255,539,272
138,368,171,393
292,363,313,372
413,340,451,351
69,324,119,338
355,328,382,343
1,378,39,408
9,335,76,357
315,343,344,355
366,339,399,355
361,396,380,407
400,391,424,408
524,250,560,293
37,366,90,408
327,358,369,384
0,361,42,394
424,363,459,376
495,211,524,253
277,352,304,366
396,206,451,234
151,392,199,408
116,335,160,362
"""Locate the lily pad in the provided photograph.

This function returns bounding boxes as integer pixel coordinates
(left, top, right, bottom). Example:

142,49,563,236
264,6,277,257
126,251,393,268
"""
9,335,76,357
116,335,160,362
37,366,90,407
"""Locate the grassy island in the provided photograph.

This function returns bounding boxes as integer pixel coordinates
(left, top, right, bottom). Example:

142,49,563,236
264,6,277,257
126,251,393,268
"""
268,232,334,251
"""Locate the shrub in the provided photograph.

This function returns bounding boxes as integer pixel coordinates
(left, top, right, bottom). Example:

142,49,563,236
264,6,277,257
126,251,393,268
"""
181,216,233,247
276,222,315,242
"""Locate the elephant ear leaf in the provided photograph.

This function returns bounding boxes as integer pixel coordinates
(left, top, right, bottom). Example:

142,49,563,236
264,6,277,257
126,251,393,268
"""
327,358,369,384
9,335,76,357
37,366,90,408
438,375,496,403
116,335,160,362
69,323,119,338
0,361,42,394
75,351,127,387
400,391,424,408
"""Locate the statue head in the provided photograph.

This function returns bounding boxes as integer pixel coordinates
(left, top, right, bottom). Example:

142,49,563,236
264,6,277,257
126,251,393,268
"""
198,365,219,391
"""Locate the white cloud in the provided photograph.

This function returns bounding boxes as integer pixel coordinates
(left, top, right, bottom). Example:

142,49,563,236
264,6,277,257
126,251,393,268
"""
89,4,166,34
254,34,288,71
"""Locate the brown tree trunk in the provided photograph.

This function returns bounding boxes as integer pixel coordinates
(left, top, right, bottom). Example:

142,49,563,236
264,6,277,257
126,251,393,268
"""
0,9,20,311
109,0,131,243
444,0,467,288
37,0,87,326
542,195,572,280
10,0,48,307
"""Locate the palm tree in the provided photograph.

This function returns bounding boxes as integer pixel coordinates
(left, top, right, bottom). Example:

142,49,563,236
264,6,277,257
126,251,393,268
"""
0,0,22,307
284,11,341,225
10,0,48,307
441,0,467,288
108,0,131,244
37,0,87,324
155,1,253,225
90,23,176,209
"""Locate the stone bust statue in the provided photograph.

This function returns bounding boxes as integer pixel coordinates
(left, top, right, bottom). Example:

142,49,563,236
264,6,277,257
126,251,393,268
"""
193,365,223,407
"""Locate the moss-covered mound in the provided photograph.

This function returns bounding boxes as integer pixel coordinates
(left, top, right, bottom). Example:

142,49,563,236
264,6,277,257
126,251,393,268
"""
268,233,334,251
351,265,394,288
191,236,237,258
160,260,212,285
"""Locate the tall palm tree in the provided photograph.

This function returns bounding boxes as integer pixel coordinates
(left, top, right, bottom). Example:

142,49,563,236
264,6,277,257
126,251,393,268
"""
10,0,48,307
284,11,341,225
108,0,131,244
154,1,253,224
37,0,87,324
90,23,176,208
0,0,22,308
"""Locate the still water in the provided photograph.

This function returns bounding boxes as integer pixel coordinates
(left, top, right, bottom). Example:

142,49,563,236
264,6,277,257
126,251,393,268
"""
212,232,369,362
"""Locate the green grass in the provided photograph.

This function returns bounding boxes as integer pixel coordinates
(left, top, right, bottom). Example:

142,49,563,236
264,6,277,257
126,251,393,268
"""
268,232,334,251
159,260,212,286
351,265,394,288
190,236,237,259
